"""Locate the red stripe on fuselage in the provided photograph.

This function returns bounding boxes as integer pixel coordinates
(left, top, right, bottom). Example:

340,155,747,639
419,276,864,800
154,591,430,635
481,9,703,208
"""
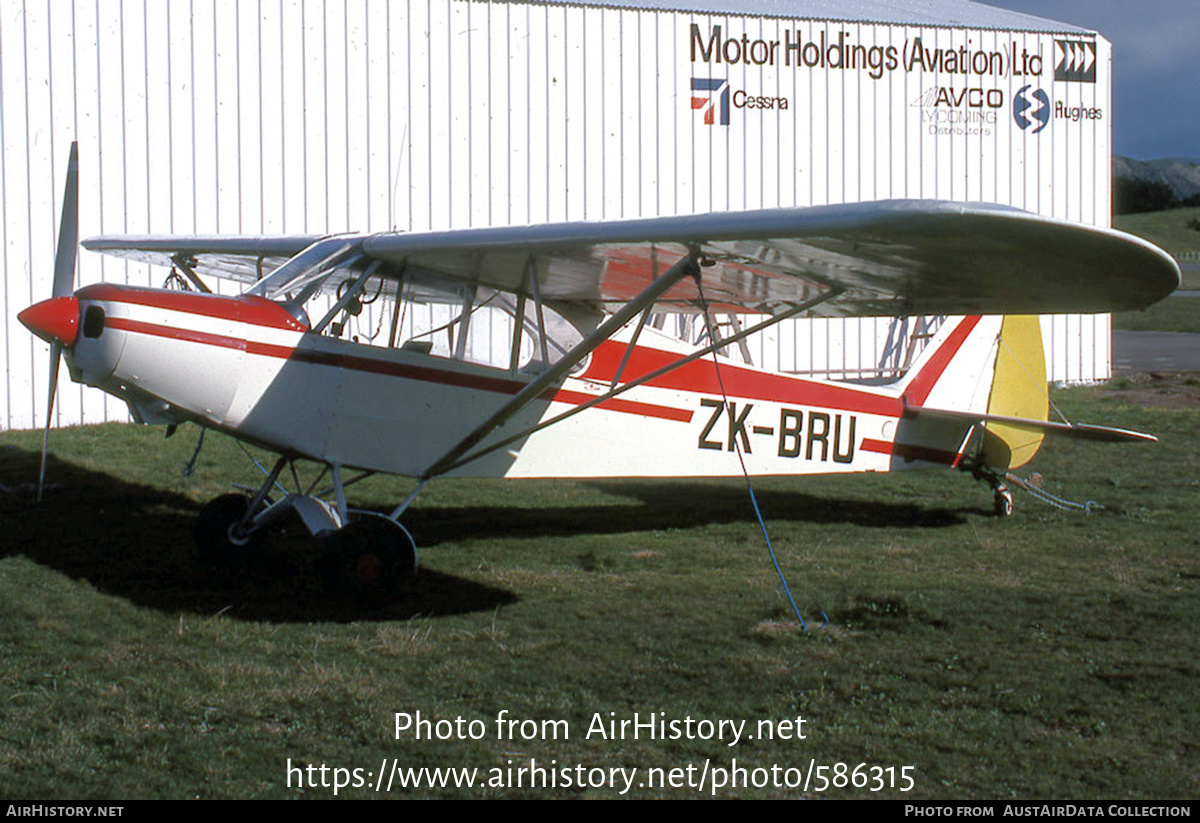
107,317,251,352
104,313,692,423
861,438,892,455
581,340,903,417
78,283,308,331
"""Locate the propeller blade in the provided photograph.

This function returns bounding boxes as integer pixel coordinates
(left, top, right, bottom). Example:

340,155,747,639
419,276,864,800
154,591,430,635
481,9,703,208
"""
35,141,79,501
36,343,62,503
52,142,78,299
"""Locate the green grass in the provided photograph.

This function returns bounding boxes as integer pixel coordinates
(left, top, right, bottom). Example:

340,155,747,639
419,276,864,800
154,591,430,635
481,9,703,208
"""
1,384,1198,799
1111,209,1199,332
1114,207,1200,252
1114,295,1200,333
1115,208,1200,291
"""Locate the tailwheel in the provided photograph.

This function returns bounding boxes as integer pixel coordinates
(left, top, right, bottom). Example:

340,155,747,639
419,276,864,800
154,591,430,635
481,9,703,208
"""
194,493,267,565
320,515,418,601
993,484,1014,518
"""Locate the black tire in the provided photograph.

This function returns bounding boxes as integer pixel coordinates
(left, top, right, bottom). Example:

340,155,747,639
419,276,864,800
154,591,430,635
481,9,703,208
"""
993,486,1015,518
194,493,265,566
320,516,417,600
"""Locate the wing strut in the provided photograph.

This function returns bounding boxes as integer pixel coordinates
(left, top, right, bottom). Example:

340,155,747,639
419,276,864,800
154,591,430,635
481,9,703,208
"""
170,254,212,293
610,302,655,389
526,256,551,364
420,253,703,480
434,286,844,476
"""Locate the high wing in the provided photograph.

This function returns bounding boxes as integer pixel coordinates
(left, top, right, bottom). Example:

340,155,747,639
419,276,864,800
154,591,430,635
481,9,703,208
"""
83,200,1180,316
80,234,323,286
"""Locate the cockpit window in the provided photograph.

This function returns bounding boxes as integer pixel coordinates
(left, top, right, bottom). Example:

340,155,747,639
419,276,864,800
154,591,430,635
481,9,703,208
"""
243,237,362,301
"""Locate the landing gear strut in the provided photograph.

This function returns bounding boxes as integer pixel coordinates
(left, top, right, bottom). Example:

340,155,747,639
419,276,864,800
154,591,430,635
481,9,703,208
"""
194,493,267,565
966,463,1016,518
193,457,419,598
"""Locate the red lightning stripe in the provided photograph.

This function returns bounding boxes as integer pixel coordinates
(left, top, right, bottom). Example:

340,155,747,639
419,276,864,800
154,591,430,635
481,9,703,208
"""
900,316,982,406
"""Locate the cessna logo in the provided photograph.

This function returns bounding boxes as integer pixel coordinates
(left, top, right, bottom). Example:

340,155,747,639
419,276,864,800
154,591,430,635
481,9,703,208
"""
1012,85,1050,133
691,78,730,125
690,77,789,126
1054,39,1097,83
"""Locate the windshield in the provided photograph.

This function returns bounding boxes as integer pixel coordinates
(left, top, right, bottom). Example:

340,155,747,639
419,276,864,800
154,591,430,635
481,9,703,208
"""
244,237,363,300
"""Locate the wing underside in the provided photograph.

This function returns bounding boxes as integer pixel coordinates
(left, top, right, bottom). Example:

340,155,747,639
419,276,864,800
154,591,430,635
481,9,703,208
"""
83,200,1181,317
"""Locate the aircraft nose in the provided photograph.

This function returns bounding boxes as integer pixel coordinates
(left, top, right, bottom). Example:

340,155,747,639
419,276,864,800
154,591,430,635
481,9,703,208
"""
19,296,81,347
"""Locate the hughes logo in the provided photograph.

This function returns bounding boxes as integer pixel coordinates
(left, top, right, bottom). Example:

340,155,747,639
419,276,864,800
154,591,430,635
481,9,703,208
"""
1012,85,1050,133
1012,85,1104,134
1054,39,1097,83
690,78,789,126
691,78,729,125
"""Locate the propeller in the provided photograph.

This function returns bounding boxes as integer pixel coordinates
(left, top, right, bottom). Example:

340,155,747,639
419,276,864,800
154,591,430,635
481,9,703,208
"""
18,141,78,502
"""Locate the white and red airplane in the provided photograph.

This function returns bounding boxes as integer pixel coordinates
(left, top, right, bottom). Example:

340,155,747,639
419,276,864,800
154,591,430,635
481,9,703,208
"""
18,145,1181,596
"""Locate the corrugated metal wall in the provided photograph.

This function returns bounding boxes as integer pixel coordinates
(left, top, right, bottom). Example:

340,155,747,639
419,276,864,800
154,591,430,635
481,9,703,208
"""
1,0,1113,431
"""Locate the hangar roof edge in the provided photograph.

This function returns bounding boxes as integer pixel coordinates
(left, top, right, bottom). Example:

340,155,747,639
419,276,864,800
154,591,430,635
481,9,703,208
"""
525,0,1090,35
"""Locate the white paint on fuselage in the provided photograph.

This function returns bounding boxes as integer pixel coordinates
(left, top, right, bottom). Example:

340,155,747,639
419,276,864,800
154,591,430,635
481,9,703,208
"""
68,288,997,480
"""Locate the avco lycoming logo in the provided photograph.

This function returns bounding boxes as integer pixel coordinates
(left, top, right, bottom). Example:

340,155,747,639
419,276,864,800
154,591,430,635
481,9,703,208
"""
691,78,729,125
1054,39,1097,83
1012,85,1050,133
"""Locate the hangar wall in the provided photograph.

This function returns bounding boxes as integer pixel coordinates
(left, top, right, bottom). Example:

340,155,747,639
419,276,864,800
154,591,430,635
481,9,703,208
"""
1,0,1112,431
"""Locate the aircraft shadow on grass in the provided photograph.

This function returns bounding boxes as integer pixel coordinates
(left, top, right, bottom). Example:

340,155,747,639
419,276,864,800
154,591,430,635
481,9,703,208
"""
0,448,517,623
1,448,974,622
402,480,974,548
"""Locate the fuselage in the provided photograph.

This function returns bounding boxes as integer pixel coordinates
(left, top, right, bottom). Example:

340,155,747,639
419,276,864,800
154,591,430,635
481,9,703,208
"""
30,283,996,479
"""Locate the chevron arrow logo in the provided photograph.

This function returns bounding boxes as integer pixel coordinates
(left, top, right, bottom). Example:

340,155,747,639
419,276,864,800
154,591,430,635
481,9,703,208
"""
1054,39,1097,83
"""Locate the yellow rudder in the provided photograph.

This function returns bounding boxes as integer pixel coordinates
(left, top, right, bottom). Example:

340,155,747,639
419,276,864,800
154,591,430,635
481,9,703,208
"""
980,315,1048,469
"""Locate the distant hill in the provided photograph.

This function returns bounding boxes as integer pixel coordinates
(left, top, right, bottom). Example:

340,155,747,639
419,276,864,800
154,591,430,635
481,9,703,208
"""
1114,155,1200,213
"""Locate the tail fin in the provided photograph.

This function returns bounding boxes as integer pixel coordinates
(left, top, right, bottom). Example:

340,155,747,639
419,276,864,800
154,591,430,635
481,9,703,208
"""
980,316,1047,469
898,315,1048,471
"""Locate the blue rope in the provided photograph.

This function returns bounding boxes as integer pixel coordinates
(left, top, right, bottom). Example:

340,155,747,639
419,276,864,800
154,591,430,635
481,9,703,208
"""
694,277,823,632
1005,472,1102,514
745,481,810,631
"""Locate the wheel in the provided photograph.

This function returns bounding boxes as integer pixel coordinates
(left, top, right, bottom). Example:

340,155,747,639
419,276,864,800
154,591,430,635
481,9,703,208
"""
320,515,417,600
993,485,1014,518
194,493,266,565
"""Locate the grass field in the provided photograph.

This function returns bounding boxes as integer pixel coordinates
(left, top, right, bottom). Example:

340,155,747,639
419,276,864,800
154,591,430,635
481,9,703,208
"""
1112,208,1199,333
1114,208,1200,279
1114,295,1200,333
1,377,1198,799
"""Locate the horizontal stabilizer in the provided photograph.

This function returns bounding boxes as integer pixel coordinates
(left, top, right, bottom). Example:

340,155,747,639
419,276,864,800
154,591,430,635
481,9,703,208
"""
905,405,1157,444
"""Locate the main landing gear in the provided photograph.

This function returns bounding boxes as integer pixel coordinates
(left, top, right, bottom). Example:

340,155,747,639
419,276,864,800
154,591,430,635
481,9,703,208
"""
963,464,1016,518
319,514,417,599
193,456,418,600
992,482,1014,518
194,493,268,565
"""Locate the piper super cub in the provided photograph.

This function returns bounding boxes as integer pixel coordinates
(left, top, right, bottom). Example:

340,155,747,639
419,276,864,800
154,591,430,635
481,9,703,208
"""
18,144,1181,596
